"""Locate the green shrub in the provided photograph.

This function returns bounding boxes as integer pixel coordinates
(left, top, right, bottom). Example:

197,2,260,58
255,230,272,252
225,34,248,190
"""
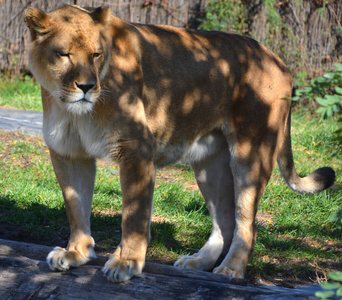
329,209,342,230
316,271,342,299
198,0,247,34
292,63,342,141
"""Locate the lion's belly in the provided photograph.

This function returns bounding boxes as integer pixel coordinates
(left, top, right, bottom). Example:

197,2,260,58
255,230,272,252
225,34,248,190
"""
43,108,227,165
155,130,226,167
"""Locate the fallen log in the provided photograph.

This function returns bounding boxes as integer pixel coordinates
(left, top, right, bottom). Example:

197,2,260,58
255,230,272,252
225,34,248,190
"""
0,238,243,285
0,239,323,299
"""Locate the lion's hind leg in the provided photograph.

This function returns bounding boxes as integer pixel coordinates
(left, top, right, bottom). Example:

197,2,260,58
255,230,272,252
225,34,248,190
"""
213,111,285,279
212,148,273,279
174,131,235,271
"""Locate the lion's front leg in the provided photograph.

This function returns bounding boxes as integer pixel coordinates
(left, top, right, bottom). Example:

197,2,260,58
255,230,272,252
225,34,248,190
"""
103,143,156,282
47,150,97,271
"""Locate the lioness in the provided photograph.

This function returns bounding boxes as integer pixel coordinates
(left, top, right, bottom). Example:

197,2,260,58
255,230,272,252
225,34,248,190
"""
24,5,335,282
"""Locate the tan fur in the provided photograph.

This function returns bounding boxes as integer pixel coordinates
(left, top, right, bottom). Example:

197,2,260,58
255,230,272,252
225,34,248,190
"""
25,5,335,282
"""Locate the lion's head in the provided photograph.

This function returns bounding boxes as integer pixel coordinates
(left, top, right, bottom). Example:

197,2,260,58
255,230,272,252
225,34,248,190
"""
25,5,112,115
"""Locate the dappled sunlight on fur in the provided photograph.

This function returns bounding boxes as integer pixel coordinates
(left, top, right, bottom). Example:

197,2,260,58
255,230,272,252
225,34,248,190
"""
25,4,335,283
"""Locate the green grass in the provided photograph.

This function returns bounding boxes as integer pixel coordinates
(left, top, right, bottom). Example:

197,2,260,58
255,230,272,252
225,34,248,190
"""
0,77,341,286
0,75,42,111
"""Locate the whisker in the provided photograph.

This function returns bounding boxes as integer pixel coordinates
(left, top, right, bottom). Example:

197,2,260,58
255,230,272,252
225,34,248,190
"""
50,91,61,100
100,84,114,95
100,89,113,97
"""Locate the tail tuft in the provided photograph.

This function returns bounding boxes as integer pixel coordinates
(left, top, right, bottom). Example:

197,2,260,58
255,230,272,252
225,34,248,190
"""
277,109,336,195
307,167,336,193
287,166,336,194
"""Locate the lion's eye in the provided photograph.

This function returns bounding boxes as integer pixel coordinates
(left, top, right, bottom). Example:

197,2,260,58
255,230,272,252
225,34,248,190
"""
57,52,69,58
93,52,101,58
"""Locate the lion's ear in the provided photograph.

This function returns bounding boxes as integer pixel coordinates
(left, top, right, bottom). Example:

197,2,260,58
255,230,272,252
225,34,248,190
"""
24,8,52,40
90,6,112,27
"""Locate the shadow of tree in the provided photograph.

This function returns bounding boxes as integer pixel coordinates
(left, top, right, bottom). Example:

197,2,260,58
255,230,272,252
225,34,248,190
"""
0,192,206,259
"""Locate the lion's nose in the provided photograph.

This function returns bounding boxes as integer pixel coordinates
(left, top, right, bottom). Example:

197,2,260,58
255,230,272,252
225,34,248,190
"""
76,82,95,94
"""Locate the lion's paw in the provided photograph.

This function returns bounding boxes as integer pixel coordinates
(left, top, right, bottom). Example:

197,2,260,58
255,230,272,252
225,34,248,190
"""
174,253,214,271
47,246,94,271
213,266,244,279
102,256,144,282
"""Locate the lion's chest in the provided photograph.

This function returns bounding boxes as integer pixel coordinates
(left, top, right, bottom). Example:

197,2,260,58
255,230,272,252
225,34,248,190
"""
43,111,110,159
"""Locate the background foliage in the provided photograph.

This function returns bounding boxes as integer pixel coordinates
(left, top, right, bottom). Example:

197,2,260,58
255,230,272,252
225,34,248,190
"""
292,63,342,138
199,0,342,88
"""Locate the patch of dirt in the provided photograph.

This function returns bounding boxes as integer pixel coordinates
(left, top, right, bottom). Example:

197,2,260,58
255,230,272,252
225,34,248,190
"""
256,211,274,227
0,130,49,167
0,130,44,146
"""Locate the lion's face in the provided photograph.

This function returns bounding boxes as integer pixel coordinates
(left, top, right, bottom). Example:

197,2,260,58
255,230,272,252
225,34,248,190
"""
25,6,111,114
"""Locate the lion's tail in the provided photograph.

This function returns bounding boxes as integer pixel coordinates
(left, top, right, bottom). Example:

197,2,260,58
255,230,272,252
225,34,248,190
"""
277,110,335,194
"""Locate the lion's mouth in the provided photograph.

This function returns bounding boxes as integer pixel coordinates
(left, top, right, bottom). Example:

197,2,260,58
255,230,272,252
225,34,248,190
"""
60,93,94,104
63,97,95,115
69,98,93,103
59,93,97,115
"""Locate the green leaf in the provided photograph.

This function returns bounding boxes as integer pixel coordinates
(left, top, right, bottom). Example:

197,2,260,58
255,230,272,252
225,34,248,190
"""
325,94,342,102
335,86,342,95
333,104,340,113
335,63,342,72
295,89,305,96
329,271,342,281
321,282,341,289
282,97,293,101
316,107,327,114
316,97,327,106
327,107,333,117
315,290,335,299
337,287,342,297
303,86,313,93
318,75,331,82
329,211,339,222
310,78,317,85
324,72,340,80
